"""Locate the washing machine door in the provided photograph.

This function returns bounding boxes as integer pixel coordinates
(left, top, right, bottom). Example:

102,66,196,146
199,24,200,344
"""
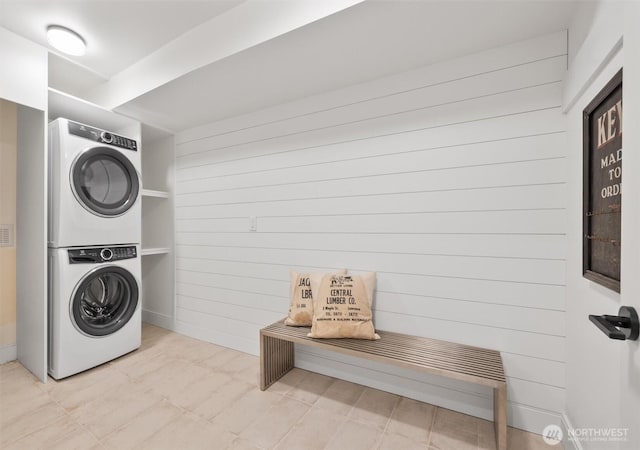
71,266,139,337
71,146,140,217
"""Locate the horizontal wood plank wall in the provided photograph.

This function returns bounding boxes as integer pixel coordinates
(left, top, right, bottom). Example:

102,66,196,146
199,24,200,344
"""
174,31,568,433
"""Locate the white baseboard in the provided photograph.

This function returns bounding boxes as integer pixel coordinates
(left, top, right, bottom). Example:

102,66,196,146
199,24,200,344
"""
142,309,175,331
0,344,17,364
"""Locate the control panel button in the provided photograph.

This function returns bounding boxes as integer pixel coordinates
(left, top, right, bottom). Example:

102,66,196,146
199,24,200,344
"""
100,248,113,261
101,131,113,143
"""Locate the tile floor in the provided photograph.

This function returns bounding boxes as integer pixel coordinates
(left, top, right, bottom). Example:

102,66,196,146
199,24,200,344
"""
0,324,560,450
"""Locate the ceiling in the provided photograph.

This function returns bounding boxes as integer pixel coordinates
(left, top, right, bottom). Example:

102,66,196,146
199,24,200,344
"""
0,0,581,133
0,0,244,78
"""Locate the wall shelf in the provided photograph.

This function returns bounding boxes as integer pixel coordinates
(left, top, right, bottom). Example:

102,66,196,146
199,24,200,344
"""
141,247,171,256
142,189,169,198
140,127,175,330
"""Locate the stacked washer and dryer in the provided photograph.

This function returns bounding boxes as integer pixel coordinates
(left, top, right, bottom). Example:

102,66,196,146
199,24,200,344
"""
48,118,142,379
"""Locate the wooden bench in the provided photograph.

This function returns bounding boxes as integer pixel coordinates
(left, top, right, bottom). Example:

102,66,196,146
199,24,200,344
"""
260,320,507,450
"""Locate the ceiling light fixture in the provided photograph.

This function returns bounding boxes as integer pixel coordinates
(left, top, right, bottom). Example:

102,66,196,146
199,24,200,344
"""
46,25,86,56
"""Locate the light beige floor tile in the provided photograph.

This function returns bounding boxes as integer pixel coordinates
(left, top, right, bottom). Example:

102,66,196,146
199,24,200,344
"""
71,385,164,439
210,388,282,434
430,408,478,450
0,360,23,376
141,323,172,343
429,407,480,450
49,363,126,393
145,359,212,397
430,430,477,450
267,368,307,396
386,397,436,444
139,412,236,450
348,387,400,430
66,375,147,419
46,361,123,385
133,356,190,388
191,378,254,420
508,427,563,450
0,375,38,396
285,371,333,405
102,399,183,450
220,352,258,374
235,366,260,386
199,348,245,370
222,353,260,385
325,419,383,450
47,425,103,450
274,407,345,450
166,370,233,410
314,378,365,415
226,437,264,450
140,323,174,349
0,402,68,447
161,335,226,363
4,416,78,450
0,381,51,425
36,375,59,393
0,363,38,389
240,396,310,449
115,351,175,380
478,419,497,450
108,345,164,372
479,435,498,450
379,432,428,450
434,407,479,433
0,328,537,450
52,368,131,412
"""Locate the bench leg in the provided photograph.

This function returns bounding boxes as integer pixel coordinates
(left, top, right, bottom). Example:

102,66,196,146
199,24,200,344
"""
260,332,294,391
493,384,507,450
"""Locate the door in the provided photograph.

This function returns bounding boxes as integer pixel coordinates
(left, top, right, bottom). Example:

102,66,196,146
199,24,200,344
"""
71,266,139,337
71,146,140,217
620,3,640,448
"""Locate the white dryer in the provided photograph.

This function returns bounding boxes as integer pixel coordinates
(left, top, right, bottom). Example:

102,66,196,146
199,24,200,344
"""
48,118,141,247
48,245,141,379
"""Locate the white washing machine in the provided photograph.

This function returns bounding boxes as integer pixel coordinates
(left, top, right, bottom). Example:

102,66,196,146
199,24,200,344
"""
48,118,141,247
48,245,141,379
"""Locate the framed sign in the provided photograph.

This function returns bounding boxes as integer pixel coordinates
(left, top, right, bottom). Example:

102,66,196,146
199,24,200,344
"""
583,69,622,292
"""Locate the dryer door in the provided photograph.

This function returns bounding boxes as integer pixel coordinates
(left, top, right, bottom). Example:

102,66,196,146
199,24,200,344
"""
71,266,139,337
71,146,140,217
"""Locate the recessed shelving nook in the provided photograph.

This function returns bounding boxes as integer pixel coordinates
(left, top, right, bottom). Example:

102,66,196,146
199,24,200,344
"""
140,247,171,256
47,88,175,331
142,189,170,198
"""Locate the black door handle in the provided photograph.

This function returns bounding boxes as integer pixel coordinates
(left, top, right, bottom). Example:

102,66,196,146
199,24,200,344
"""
589,306,639,341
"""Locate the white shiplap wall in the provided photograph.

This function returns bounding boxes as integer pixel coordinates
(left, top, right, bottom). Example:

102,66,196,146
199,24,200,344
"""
174,32,567,433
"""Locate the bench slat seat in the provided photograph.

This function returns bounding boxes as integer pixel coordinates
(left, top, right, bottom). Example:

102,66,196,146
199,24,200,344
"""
260,319,507,450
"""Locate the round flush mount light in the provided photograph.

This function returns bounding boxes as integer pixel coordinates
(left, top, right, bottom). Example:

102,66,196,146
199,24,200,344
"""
46,25,86,56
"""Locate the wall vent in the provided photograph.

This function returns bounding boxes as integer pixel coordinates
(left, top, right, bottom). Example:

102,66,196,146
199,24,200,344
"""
0,224,15,247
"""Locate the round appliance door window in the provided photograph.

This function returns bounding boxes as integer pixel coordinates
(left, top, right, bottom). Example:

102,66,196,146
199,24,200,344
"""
71,147,139,217
71,266,139,337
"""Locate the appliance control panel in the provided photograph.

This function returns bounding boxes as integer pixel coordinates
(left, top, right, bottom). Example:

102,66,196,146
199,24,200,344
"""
68,120,138,151
68,246,137,264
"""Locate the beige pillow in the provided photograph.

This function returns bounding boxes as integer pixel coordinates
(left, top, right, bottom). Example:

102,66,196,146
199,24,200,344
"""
308,272,379,340
285,270,345,326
